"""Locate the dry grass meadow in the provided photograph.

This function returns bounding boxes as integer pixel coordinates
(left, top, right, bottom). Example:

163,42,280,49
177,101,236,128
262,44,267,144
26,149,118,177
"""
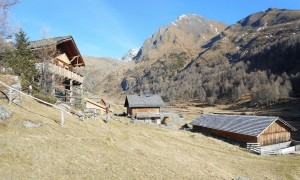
0,96,300,179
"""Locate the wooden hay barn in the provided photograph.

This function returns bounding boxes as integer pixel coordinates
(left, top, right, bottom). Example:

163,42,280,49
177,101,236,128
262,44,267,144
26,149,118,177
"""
191,114,297,146
124,94,164,124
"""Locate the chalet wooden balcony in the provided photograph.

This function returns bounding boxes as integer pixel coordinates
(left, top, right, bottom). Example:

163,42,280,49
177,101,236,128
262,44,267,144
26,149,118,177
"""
49,64,83,83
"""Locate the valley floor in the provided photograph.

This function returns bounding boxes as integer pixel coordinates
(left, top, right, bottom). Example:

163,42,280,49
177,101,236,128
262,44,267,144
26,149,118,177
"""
0,97,300,179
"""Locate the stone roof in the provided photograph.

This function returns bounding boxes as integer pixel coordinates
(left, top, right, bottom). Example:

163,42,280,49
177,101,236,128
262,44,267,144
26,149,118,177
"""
29,35,85,67
29,36,72,49
191,114,297,137
124,94,164,108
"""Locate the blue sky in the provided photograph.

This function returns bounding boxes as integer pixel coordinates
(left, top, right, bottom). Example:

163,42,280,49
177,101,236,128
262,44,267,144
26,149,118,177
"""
9,0,300,59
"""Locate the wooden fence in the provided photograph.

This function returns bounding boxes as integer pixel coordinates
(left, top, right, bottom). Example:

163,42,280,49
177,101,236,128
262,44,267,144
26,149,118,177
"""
246,143,276,155
0,80,70,126
246,143,261,154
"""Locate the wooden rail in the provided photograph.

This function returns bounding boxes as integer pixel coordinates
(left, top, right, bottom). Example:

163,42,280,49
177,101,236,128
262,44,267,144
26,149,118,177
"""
49,64,83,83
246,143,261,154
0,80,70,126
246,143,276,155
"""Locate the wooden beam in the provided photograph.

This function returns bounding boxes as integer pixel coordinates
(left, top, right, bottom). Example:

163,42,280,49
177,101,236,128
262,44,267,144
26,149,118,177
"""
74,63,84,66
70,55,79,63
77,55,79,66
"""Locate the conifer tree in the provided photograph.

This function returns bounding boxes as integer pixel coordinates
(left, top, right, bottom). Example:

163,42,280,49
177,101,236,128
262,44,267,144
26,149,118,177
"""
4,29,38,82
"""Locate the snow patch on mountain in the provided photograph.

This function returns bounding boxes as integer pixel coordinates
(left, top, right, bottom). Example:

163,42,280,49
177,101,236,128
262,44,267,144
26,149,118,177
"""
121,48,140,61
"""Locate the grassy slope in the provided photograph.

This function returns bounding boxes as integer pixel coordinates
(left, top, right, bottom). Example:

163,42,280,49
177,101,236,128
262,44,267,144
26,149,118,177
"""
0,97,299,179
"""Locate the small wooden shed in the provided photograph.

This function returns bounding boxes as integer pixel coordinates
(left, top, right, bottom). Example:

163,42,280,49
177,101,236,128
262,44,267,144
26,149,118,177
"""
85,98,111,114
124,94,164,116
124,94,164,124
191,114,297,146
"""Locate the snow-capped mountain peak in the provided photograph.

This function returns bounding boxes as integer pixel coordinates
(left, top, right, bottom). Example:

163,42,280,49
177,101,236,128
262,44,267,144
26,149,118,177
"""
121,48,140,61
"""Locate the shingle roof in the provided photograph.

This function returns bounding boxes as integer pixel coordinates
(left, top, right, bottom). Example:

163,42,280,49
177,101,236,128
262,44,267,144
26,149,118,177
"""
124,94,164,108
29,36,72,49
191,114,297,137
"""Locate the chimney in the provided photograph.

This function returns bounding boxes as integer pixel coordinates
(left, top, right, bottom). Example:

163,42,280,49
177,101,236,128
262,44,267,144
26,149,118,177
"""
6,35,12,43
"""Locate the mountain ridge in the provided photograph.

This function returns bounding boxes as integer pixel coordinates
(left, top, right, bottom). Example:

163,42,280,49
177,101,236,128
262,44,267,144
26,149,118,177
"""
134,14,227,62
90,9,300,106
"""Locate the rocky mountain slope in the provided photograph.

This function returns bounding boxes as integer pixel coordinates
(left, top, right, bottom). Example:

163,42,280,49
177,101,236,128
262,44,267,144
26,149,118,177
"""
177,8,300,96
95,9,300,106
197,8,300,69
95,14,227,99
134,14,227,62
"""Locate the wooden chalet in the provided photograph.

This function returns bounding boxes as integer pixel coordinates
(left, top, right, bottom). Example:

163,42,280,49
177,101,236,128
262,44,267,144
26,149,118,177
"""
191,114,297,146
124,94,164,124
29,36,85,104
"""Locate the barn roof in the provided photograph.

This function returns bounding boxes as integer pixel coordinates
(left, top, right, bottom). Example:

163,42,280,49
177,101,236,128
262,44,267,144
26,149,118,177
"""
191,114,297,137
29,36,85,67
124,94,164,108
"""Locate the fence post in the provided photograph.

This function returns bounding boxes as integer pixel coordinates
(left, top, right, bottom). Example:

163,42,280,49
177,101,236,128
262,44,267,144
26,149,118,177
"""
61,110,64,126
8,87,12,105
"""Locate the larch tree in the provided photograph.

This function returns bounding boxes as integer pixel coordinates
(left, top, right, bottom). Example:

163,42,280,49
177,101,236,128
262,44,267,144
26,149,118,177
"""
0,0,18,60
0,0,18,38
